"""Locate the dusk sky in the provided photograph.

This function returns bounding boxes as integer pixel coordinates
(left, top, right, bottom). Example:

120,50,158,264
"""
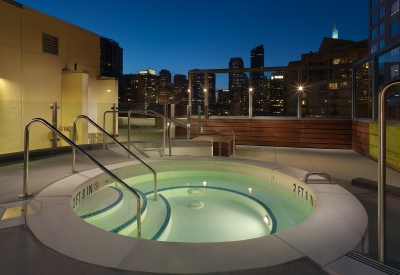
19,0,368,89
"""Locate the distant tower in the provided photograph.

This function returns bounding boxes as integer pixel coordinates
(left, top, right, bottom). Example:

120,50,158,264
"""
250,44,264,87
229,57,245,90
332,23,338,39
159,69,172,87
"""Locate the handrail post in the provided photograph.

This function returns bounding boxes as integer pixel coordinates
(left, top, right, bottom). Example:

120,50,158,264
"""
19,125,33,198
128,110,132,159
103,112,107,150
377,81,399,264
168,122,172,157
163,104,167,155
72,120,78,172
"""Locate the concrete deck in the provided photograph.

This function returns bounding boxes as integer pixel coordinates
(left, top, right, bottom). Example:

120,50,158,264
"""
1,145,399,274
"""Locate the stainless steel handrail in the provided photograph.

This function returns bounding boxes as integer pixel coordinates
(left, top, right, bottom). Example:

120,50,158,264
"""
189,123,236,158
103,110,164,157
303,172,332,184
103,110,129,150
377,81,400,264
129,109,223,157
72,115,157,201
19,118,142,238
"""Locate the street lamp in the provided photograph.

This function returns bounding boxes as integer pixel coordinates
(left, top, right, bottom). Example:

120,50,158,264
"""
297,86,303,118
249,87,253,117
203,88,208,118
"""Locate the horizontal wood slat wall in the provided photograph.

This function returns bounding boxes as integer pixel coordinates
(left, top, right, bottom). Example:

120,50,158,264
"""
352,120,369,156
196,119,353,149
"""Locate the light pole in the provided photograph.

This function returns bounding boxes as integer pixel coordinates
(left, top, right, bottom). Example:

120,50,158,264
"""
297,86,303,118
249,87,253,117
203,88,208,118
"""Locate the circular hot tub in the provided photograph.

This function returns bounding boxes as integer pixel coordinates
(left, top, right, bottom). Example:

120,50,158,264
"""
27,157,368,274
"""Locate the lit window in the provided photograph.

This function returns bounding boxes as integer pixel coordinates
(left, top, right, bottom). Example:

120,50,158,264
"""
380,22,385,35
390,64,399,78
380,4,386,17
391,20,399,36
328,83,338,90
371,27,378,40
391,0,399,15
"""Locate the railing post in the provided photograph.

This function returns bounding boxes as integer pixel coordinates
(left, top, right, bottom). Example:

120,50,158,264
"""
163,104,167,155
19,124,33,198
186,105,191,140
198,106,202,133
249,72,253,118
128,110,132,158
50,102,59,148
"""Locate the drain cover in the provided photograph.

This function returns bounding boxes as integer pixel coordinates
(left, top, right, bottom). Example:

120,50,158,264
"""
187,189,202,195
188,200,204,209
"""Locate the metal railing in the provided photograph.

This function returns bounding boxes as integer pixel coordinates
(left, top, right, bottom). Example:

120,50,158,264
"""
189,123,236,157
19,118,142,238
303,172,333,184
132,109,223,157
105,109,223,157
377,80,400,264
72,115,157,200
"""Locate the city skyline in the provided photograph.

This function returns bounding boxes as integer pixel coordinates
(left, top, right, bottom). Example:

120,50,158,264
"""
19,0,368,89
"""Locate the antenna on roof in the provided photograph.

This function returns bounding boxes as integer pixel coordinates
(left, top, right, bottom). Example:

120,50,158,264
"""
332,23,338,39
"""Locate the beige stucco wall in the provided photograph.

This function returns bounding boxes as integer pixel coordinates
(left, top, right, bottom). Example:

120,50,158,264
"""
0,1,117,154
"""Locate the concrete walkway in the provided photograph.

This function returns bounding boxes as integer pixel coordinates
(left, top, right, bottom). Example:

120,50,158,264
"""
0,145,399,274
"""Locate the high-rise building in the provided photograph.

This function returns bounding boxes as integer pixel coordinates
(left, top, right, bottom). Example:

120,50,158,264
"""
290,37,368,118
100,37,123,97
191,71,216,107
251,45,265,115
229,57,245,90
174,74,189,103
367,0,400,119
121,74,145,110
369,0,400,54
138,69,158,108
159,69,172,87
250,44,264,86
158,69,173,104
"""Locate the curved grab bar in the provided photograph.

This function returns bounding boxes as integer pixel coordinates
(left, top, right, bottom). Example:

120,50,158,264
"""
130,109,223,157
190,123,236,158
303,172,332,184
72,115,157,201
20,118,142,238
103,110,129,150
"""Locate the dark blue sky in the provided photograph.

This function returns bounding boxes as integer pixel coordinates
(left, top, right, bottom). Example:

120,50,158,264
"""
19,0,368,89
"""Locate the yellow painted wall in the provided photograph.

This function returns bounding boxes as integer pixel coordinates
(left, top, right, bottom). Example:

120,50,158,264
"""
0,1,21,48
369,123,400,170
0,1,112,154
61,71,89,146
0,45,22,153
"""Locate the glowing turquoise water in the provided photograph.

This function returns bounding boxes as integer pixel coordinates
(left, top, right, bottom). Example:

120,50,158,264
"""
123,170,314,242
75,169,315,243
